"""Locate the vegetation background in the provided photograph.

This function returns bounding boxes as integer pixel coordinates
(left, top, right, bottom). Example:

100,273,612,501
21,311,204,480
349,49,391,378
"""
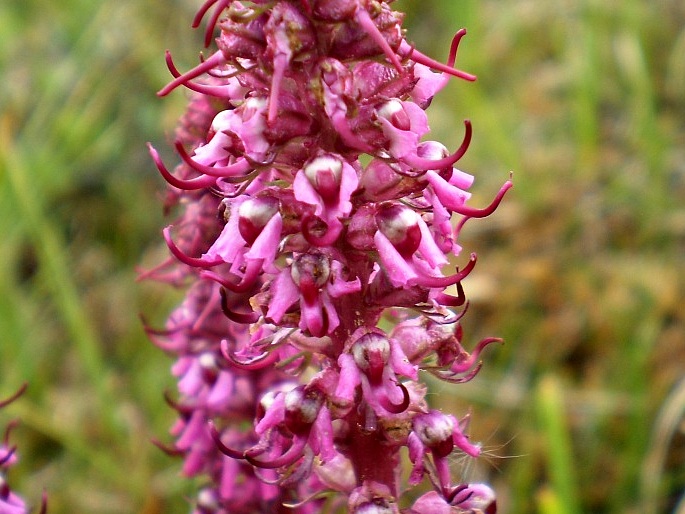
0,0,683,512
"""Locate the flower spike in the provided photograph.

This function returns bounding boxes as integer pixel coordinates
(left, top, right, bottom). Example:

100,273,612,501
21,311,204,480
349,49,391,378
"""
147,1,509,511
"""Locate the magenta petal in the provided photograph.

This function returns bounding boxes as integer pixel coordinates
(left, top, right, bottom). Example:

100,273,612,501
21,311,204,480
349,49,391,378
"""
265,268,300,323
415,253,477,289
452,424,480,458
300,293,326,337
373,231,419,287
450,337,503,374
417,216,448,268
389,342,418,380
219,456,239,499
177,359,203,397
320,292,340,334
203,203,246,263
176,410,207,450
177,141,253,178
411,491,452,514
327,276,361,298
220,339,277,371
312,407,336,462
158,50,226,96
448,167,475,190
206,371,235,411
293,170,324,216
255,394,286,435
163,227,223,268
377,381,410,414
245,435,308,469
433,456,453,497
268,52,289,123
147,143,217,190
331,111,375,152
379,117,421,160
244,213,282,270
407,431,425,463
429,174,513,218
354,7,403,72
335,353,361,403
338,161,359,214
410,62,449,107
208,422,246,460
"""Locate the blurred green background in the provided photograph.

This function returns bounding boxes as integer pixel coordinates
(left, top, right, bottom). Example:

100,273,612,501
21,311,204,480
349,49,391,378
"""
0,0,683,512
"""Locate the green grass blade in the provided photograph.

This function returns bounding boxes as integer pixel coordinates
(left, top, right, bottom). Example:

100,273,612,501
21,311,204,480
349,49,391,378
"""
535,375,582,514
0,117,120,439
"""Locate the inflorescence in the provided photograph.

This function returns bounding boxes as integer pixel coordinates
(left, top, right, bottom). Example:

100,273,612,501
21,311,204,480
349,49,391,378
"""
143,1,510,512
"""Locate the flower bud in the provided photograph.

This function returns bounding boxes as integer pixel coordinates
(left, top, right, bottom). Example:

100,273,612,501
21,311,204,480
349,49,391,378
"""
412,410,455,458
310,0,357,22
284,386,324,434
377,100,411,131
360,159,404,201
352,332,391,382
217,9,267,61
265,2,316,56
291,252,331,303
375,203,421,258
237,196,280,245
303,155,344,203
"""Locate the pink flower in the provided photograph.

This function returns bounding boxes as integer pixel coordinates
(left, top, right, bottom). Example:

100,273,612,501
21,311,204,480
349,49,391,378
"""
335,329,415,416
408,410,481,495
266,252,361,337
373,202,477,289
294,154,360,245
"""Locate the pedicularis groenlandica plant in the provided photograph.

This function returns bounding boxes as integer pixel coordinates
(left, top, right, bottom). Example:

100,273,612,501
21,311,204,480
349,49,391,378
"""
144,1,511,512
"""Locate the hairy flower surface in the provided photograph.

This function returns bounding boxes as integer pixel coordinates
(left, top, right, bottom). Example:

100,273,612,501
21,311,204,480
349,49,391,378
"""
145,1,510,512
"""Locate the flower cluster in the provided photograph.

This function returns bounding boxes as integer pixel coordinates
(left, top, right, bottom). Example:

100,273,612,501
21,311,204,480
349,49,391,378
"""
145,1,509,512
0,384,46,514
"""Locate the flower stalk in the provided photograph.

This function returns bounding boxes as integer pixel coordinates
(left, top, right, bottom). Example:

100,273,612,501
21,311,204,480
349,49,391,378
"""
145,1,509,512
